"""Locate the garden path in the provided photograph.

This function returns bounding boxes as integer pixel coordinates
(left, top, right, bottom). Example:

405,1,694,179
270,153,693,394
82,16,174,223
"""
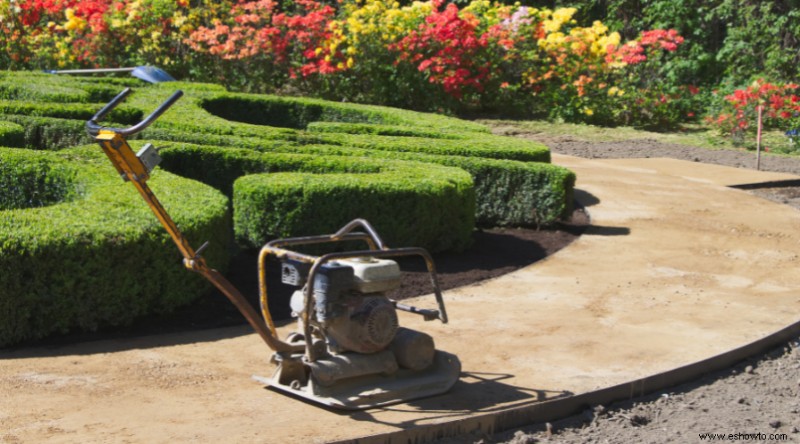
2,155,800,443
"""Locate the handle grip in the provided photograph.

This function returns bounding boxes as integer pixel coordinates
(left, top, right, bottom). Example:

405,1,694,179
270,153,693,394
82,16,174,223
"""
86,88,183,137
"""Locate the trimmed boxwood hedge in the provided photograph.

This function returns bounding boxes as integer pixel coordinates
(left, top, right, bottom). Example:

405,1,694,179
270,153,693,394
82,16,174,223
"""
0,71,576,345
1,115,92,150
0,147,230,346
0,148,78,210
154,143,474,251
306,121,463,139
0,121,24,147
235,171,473,252
0,73,575,238
157,140,572,227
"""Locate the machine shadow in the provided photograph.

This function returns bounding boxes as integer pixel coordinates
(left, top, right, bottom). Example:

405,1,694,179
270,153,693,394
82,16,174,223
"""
345,371,573,427
572,188,631,237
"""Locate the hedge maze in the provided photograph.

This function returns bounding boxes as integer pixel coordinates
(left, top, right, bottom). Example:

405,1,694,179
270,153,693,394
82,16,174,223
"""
0,71,575,345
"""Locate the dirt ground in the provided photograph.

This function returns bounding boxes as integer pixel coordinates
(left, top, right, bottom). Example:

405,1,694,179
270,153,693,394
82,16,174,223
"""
471,128,800,444
4,128,800,444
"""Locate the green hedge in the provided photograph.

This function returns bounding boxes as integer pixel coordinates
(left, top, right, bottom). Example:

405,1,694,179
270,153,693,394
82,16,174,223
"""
0,121,24,147
0,149,78,210
306,121,463,139
0,72,127,103
0,147,230,346
154,143,474,250
235,171,473,253
197,92,491,133
158,140,572,227
0,100,142,123
0,73,576,345
0,115,92,150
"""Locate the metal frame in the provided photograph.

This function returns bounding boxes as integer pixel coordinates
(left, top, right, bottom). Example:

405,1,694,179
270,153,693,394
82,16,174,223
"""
258,218,449,362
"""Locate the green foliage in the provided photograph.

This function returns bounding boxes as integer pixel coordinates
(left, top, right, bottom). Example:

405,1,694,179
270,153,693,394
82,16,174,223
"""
569,0,800,87
195,91,492,133
235,169,475,252
0,73,575,345
0,115,92,150
154,143,475,251
0,100,142,123
0,149,77,210
0,121,24,147
305,122,463,139
714,0,800,85
156,138,569,228
0,147,230,346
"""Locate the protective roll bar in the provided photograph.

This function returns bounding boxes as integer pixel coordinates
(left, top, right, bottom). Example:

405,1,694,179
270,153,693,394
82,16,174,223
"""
258,218,449,363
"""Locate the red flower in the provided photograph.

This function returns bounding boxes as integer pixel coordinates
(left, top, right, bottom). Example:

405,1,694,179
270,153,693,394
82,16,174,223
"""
391,2,498,98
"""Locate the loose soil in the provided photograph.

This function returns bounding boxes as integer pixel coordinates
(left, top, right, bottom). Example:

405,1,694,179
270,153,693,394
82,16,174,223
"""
459,126,800,444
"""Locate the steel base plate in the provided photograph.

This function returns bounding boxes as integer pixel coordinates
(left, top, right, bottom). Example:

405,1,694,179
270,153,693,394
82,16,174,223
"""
255,351,461,410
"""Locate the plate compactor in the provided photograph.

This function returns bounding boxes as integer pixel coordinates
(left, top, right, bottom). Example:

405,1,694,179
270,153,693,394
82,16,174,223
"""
85,89,461,409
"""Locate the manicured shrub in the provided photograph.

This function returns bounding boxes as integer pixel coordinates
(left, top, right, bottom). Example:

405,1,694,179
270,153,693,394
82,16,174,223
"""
0,74,575,346
0,121,25,147
0,73,126,103
156,138,570,228
306,122,462,139
194,92,491,133
0,149,78,210
0,147,230,346
1,115,91,150
0,100,142,123
155,143,475,251
138,84,566,227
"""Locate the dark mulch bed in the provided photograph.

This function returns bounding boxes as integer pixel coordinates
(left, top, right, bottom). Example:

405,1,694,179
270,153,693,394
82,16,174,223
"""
29,207,588,347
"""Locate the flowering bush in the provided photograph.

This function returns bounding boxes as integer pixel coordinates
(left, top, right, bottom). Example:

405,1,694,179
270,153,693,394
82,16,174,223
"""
186,0,338,89
0,0,696,127
707,79,800,151
390,0,509,105
301,0,434,106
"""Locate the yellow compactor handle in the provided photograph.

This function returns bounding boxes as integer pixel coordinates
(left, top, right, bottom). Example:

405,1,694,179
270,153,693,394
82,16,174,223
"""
87,89,300,353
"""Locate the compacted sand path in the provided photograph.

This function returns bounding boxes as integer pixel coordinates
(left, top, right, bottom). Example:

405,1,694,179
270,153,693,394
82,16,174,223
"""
2,155,800,443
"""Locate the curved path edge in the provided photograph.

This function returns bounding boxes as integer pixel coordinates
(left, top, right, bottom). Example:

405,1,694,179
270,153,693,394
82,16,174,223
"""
331,319,800,444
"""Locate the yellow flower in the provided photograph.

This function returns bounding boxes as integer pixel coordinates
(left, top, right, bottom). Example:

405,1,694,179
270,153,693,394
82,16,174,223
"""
63,8,86,31
173,13,187,28
591,20,607,35
583,108,594,116
538,32,565,50
542,19,560,33
346,57,354,68
552,7,577,24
